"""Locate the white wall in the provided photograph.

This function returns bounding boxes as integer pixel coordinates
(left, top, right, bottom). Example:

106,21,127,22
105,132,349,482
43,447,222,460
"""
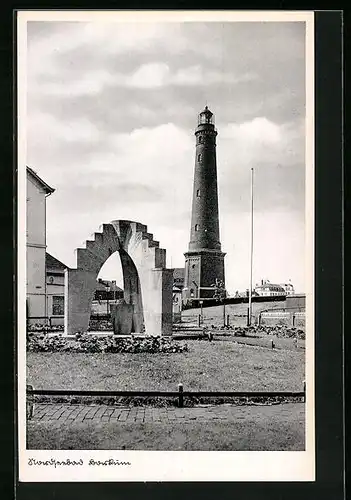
27,175,46,246
26,174,47,321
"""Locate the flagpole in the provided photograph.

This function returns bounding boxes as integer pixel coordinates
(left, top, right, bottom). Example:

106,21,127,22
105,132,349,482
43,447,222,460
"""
248,167,254,326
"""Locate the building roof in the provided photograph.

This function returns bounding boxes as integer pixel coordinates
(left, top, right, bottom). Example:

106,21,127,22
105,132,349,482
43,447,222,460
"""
27,166,55,194
255,283,286,292
96,279,123,293
46,252,67,270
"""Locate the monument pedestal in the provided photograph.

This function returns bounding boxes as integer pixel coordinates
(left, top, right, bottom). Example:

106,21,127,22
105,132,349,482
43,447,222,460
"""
110,302,134,335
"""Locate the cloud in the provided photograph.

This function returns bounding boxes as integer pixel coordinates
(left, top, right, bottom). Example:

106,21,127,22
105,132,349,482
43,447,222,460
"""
219,116,304,167
174,66,256,86
128,63,170,88
33,71,114,97
27,22,188,80
27,21,306,142
30,62,258,96
215,116,305,217
226,117,282,144
127,63,257,89
26,111,104,173
28,112,101,143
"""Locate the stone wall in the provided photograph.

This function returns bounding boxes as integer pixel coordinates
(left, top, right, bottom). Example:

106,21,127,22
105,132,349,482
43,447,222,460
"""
260,311,291,327
260,311,306,328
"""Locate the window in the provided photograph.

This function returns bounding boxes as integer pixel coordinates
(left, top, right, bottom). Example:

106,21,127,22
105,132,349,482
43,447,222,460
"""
196,189,201,197
48,276,54,284
192,264,196,269
195,224,199,231
190,288,194,297
197,154,201,162
52,296,64,316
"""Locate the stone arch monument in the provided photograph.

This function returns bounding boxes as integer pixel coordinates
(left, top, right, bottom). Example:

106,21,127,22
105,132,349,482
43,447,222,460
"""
64,220,173,336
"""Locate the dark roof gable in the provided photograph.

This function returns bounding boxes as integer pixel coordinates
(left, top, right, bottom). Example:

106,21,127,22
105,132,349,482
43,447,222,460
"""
46,252,67,270
96,279,123,293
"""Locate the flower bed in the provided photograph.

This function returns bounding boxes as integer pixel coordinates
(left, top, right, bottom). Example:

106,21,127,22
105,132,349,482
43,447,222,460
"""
88,319,113,331
207,325,305,339
27,332,188,354
27,323,64,333
30,394,304,408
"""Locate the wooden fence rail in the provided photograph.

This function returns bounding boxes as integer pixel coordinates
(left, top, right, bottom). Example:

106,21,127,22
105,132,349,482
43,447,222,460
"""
27,385,306,414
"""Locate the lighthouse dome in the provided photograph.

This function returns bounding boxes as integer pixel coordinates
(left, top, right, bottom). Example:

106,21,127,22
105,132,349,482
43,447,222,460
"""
198,105,214,125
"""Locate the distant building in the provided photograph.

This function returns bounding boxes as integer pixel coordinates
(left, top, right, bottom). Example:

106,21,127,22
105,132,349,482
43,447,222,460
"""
46,256,124,322
233,289,258,299
91,278,124,315
46,252,67,325
173,268,185,290
26,166,55,324
280,281,295,295
94,278,124,300
254,280,286,297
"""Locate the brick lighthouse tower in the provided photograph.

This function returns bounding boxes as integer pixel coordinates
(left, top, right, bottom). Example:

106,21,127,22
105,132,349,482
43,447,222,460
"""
183,106,226,302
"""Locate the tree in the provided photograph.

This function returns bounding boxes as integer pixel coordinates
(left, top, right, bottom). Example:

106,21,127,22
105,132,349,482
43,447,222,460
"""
211,278,227,327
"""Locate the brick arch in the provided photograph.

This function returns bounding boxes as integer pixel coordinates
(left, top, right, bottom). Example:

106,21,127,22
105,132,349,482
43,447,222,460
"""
64,220,173,336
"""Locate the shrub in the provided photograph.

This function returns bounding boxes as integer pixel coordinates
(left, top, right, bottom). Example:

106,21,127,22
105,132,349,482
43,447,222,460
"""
27,323,64,333
206,325,305,340
27,333,188,354
88,319,113,331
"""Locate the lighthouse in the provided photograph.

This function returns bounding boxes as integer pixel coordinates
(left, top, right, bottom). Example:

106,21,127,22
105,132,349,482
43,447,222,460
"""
183,106,226,302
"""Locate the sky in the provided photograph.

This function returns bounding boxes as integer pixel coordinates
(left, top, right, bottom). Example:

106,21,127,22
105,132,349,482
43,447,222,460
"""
26,17,307,294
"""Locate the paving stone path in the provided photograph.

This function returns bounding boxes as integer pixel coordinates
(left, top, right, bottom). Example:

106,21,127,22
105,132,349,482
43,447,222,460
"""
32,402,304,424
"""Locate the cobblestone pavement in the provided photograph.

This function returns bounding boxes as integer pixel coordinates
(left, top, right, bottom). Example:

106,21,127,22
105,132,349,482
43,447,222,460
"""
32,402,304,424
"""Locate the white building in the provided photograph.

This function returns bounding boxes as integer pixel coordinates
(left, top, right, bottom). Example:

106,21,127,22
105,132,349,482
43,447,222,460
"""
46,252,66,325
280,282,295,295
91,279,124,316
26,167,54,324
254,280,286,297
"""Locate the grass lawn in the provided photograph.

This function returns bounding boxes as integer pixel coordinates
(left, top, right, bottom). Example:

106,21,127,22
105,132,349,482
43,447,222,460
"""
27,340,304,392
27,406,304,451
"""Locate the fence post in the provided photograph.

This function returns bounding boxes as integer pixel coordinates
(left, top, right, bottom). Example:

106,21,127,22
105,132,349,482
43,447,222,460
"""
198,315,201,327
26,384,34,420
178,383,184,408
226,314,230,327
303,380,306,402
292,313,295,327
